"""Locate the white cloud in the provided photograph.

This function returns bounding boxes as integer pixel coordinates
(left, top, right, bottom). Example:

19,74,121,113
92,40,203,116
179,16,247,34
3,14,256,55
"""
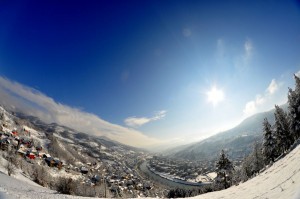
243,101,257,115
124,117,151,128
124,110,166,128
267,79,278,94
0,76,162,148
296,70,300,77
243,78,283,116
255,94,265,105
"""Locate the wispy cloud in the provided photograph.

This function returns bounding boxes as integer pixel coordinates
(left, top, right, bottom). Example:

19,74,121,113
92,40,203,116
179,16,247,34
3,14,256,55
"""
267,79,279,94
124,110,166,128
235,38,254,70
216,38,225,58
0,76,162,148
244,39,253,61
243,78,283,116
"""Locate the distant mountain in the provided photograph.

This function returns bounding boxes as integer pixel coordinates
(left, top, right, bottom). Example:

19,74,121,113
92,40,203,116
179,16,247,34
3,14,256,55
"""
168,104,288,161
14,111,144,152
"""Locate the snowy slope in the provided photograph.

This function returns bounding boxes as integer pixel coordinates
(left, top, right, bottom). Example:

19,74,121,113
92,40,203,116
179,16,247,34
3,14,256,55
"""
0,155,85,199
1,145,300,199
0,172,98,199
1,106,300,199
194,144,300,199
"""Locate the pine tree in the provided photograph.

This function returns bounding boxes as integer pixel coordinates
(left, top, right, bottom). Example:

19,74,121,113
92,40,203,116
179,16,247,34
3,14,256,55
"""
251,142,265,174
274,105,291,154
262,118,277,163
295,74,300,94
215,150,234,189
288,74,300,141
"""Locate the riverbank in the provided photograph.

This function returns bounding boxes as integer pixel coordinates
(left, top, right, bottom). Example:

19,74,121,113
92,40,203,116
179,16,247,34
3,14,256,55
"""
139,161,211,189
146,163,211,186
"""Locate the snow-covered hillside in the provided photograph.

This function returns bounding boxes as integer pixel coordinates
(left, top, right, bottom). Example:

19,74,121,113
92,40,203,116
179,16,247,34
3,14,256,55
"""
0,105,155,198
0,172,95,199
1,102,300,198
1,141,300,198
194,143,300,199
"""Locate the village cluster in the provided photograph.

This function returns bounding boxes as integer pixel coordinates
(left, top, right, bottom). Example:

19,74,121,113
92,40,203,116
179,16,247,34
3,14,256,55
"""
0,108,162,197
0,126,63,168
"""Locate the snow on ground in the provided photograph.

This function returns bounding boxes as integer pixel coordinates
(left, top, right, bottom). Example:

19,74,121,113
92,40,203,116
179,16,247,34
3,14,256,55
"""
47,167,83,181
88,141,98,147
23,125,37,134
193,175,210,183
53,133,74,144
0,152,90,199
0,155,42,188
23,125,50,149
0,107,14,127
206,172,217,180
193,144,300,199
0,172,96,199
2,126,12,133
1,139,300,198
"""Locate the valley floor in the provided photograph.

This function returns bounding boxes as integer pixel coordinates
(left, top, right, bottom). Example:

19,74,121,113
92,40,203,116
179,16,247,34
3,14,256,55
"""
1,144,300,198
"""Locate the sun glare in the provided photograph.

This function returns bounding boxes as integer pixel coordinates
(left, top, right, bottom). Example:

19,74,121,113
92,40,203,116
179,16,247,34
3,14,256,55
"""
207,86,224,106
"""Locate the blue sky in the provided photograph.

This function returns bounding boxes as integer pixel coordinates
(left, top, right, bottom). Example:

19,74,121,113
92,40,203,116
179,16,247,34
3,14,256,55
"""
0,0,299,147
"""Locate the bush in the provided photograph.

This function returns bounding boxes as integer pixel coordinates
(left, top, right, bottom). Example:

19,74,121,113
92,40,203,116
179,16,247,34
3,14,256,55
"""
56,177,76,195
5,161,15,176
32,165,49,187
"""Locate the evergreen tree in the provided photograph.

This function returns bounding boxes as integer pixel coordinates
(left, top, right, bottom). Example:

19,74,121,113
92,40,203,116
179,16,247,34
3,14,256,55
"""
251,142,265,174
241,142,265,180
262,118,277,163
295,74,300,94
215,150,234,189
274,105,291,154
288,74,300,141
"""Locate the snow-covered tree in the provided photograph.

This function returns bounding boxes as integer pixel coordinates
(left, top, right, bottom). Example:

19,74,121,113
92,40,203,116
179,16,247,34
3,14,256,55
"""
250,142,265,174
295,73,300,94
5,161,15,176
262,118,277,163
3,149,18,176
288,74,300,141
240,155,252,181
274,105,292,154
241,141,265,180
215,150,234,189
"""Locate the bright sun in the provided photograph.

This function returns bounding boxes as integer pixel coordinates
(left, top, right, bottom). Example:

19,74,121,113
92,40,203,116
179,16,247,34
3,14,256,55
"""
207,86,224,106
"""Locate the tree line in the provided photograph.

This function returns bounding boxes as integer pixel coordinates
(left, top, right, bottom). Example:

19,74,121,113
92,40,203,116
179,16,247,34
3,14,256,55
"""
214,74,300,191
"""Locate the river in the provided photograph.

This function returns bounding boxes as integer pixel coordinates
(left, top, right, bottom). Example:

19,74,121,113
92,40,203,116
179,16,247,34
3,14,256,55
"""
139,161,209,189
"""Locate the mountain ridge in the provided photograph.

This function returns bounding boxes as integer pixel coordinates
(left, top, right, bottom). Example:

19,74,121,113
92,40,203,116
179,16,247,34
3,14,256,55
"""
167,103,288,161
